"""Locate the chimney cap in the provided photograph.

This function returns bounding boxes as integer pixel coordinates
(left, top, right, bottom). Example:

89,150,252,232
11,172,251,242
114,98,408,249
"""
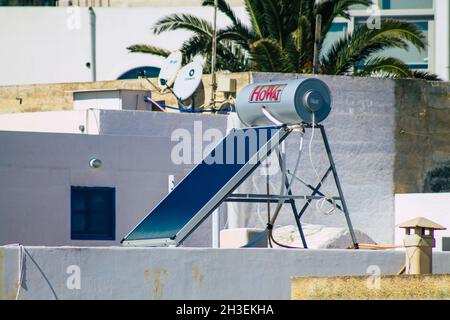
397,217,446,230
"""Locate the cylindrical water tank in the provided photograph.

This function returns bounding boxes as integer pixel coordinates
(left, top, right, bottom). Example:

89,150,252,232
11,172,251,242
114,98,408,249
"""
235,78,332,127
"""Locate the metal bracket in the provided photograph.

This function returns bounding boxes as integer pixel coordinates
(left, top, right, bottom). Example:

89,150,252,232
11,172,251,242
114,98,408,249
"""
224,124,359,249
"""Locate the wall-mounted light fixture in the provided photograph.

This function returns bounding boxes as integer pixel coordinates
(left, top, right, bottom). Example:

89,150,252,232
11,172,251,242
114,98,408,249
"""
89,158,102,169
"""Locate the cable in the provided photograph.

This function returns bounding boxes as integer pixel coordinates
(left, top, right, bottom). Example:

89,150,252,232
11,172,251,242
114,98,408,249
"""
308,112,337,216
266,157,273,248
144,97,226,113
268,133,306,249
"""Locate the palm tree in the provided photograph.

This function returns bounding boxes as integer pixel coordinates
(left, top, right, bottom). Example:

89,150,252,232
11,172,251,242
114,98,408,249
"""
128,0,439,80
128,1,252,72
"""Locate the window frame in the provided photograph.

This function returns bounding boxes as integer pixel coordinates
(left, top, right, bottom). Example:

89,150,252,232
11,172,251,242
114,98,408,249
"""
343,1,436,73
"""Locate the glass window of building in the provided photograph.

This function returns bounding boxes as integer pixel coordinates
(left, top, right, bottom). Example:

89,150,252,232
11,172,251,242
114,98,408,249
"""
71,186,116,240
321,23,348,58
355,18,431,69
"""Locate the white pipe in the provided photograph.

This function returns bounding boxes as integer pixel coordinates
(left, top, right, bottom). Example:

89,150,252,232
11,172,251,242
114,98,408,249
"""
212,207,220,248
88,7,97,82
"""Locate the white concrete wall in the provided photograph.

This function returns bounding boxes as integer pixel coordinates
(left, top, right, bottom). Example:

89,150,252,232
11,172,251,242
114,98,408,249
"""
395,193,450,251
0,110,100,134
0,111,228,247
1,246,450,300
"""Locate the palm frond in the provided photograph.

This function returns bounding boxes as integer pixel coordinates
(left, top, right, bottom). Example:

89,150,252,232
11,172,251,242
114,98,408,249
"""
217,25,256,50
181,35,210,63
320,20,426,75
260,0,285,45
316,0,371,38
364,19,426,51
216,39,252,72
152,13,212,36
250,38,283,72
411,70,441,81
244,0,266,38
127,44,170,57
202,0,239,26
280,37,302,73
355,56,412,78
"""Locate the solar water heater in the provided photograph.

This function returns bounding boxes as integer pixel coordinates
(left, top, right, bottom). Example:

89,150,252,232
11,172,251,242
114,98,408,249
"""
122,78,358,248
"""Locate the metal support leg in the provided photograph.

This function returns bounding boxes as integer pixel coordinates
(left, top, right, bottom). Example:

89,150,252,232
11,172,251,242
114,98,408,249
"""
319,126,359,248
285,184,308,248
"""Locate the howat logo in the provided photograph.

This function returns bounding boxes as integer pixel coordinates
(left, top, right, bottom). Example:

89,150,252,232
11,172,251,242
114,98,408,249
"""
249,84,286,103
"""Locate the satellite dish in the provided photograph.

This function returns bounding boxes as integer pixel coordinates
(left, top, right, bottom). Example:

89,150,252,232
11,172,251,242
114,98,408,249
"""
192,54,206,66
173,61,204,101
158,51,182,91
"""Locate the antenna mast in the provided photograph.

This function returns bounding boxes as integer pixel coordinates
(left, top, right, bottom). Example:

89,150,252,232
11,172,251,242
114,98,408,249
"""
210,0,218,108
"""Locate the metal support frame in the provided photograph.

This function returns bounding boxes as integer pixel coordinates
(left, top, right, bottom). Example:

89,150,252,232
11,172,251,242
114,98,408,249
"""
224,123,359,249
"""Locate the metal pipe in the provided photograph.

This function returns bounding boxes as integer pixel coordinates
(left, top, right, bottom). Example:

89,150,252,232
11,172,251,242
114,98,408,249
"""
227,194,341,201
212,208,220,248
313,14,322,74
210,0,218,106
89,7,97,81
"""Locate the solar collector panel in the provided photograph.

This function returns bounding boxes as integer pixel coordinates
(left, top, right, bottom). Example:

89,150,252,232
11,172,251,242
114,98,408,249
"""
121,125,289,247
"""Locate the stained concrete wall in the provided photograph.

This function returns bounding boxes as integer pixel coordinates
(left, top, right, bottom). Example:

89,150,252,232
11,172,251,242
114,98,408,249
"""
394,80,450,193
1,246,450,300
0,111,228,247
292,274,450,300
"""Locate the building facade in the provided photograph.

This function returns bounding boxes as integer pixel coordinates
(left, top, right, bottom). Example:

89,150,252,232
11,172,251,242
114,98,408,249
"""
0,0,448,86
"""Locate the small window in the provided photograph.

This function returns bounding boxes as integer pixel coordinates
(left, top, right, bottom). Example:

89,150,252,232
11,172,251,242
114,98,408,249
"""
71,187,115,240
443,237,450,252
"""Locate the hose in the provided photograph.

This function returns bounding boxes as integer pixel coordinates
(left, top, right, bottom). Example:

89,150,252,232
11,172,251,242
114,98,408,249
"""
268,132,305,248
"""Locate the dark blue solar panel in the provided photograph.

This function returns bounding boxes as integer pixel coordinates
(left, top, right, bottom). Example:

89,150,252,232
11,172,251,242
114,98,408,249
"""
122,125,287,244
